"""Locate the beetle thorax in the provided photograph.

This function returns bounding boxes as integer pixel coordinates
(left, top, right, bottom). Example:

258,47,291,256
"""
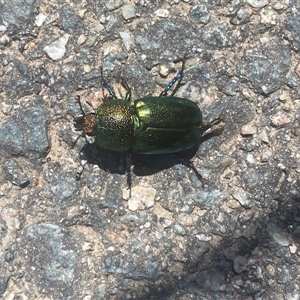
94,100,134,151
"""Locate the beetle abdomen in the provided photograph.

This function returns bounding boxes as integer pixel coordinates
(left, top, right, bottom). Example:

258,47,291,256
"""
95,100,134,151
133,97,203,154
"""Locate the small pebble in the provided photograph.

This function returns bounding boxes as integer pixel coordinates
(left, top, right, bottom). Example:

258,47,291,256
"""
226,199,240,209
35,13,47,26
246,153,255,164
267,223,290,246
270,111,291,127
266,264,276,276
289,244,297,254
246,0,269,8
122,4,136,20
119,32,132,51
159,65,170,77
174,224,186,235
43,34,69,61
155,9,169,18
77,34,87,45
241,124,257,136
126,185,156,210
258,129,269,143
83,65,92,73
0,34,10,45
93,23,105,32
1,102,13,114
232,190,253,208
82,242,94,251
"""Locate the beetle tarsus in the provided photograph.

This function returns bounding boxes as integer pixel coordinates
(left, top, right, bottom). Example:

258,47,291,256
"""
201,114,225,138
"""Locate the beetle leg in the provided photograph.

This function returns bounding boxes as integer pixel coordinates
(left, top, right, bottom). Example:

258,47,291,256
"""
100,67,117,100
71,131,84,148
125,150,132,198
172,154,206,185
75,143,97,180
159,59,185,97
103,82,117,99
201,114,225,138
76,163,85,180
121,80,132,103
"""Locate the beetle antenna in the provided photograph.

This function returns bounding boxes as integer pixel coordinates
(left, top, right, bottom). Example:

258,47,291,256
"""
75,95,85,115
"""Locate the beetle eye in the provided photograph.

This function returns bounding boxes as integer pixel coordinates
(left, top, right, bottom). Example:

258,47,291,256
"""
74,116,84,131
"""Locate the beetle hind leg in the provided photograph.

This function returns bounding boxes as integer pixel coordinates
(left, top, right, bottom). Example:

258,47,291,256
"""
172,154,206,186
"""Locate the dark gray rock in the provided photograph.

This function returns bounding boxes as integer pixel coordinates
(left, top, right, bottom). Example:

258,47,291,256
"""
44,162,78,202
0,0,36,26
106,14,121,32
189,5,211,24
122,63,155,97
22,223,79,299
4,60,32,98
60,6,83,33
0,106,50,166
193,187,221,208
285,13,300,52
105,0,123,12
102,251,159,280
187,239,211,264
0,275,8,297
195,267,226,290
134,20,199,66
237,42,291,95
199,23,231,49
3,159,30,187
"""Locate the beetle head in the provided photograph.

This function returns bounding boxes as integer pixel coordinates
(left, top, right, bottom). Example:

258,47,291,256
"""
74,95,97,136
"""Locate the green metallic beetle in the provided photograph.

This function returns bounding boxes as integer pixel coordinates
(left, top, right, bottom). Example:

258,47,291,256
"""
74,61,223,156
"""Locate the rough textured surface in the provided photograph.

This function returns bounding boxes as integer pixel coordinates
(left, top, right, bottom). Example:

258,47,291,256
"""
0,1,300,299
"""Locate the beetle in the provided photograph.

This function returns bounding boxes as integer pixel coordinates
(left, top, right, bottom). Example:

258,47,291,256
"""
73,60,223,189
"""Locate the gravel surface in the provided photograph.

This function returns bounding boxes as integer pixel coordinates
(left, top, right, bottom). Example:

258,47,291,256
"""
1,1,300,299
